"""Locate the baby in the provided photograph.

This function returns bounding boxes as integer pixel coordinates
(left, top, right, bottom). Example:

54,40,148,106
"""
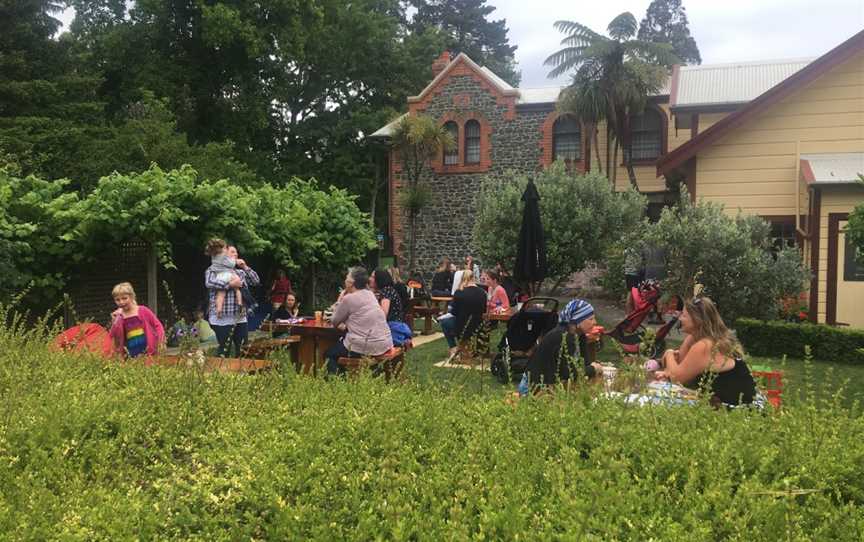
206,239,243,317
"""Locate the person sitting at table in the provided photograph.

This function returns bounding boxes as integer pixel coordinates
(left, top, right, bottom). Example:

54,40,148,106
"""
430,257,454,297
387,266,410,309
370,268,405,323
657,296,758,407
484,270,511,314
518,299,604,396
371,268,413,347
270,293,300,338
325,267,393,375
440,270,487,360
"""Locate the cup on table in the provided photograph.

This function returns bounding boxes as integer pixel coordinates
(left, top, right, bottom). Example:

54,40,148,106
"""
314,310,323,323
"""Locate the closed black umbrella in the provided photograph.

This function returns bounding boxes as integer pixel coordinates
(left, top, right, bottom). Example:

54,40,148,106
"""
514,179,547,295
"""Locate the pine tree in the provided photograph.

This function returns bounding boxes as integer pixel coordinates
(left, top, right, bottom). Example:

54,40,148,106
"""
409,0,520,86
637,0,701,65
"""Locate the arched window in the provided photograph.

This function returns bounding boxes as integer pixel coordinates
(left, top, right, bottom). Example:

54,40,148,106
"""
552,116,581,161
443,121,459,165
629,108,663,161
465,120,481,164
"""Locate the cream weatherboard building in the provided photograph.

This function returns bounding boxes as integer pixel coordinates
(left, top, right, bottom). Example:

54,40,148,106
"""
658,30,864,328
376,31,864,327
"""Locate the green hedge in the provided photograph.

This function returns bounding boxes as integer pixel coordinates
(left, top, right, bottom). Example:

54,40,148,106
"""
2,325,864,539
736,318,864,364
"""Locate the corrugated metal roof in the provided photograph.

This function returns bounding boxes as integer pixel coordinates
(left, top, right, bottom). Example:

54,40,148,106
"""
674,58,815,108
801,153,864,184
516,78,670,105
517,86,565,104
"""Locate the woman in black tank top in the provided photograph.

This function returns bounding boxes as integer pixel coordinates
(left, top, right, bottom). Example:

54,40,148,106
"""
658,297,757,407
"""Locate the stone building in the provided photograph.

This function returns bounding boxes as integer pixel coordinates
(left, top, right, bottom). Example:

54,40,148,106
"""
371,51,676,275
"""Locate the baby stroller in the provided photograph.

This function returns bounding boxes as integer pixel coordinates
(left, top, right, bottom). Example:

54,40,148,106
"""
607,280,682,358
490,298,559,384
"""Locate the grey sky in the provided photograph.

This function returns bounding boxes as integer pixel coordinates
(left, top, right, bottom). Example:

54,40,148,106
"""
58,1,864,89
491,0,864,88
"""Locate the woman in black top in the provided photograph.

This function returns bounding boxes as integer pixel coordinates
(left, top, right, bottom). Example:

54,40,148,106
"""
430,257,455,297
659,296,758,406
439,270,486,357
370,268,404,323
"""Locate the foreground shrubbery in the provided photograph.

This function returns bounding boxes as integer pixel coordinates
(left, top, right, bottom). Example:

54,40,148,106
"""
1,322,863,540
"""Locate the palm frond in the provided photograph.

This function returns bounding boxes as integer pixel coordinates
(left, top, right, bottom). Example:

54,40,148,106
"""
624,40,678,67
552,20,603,42
607,12,637,41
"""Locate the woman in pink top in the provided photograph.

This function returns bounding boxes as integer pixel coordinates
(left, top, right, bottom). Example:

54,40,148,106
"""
326,267,394,375
484,270,511,314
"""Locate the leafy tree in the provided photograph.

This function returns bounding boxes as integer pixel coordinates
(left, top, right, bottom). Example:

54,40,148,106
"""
390,114,454,271
409,0,520,86
846,175,864,262
473,163,646,292
640,191,810,323
546,13,676,190
0,165,78,304
638,0,701,65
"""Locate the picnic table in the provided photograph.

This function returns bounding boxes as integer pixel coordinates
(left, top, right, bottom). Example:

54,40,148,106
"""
406,300,438,336
259,320,345,375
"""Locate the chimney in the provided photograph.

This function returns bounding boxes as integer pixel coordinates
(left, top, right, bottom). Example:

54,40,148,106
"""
431,51,452,78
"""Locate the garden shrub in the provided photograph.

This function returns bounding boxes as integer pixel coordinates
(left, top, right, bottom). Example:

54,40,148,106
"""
2,311,864,540
736,318,864,364
641,192,810,323
473,163,646,291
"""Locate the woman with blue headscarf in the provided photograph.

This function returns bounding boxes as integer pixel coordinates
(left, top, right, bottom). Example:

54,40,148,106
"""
518,299,605,395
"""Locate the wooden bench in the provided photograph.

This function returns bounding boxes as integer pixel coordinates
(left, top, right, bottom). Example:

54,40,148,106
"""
407,305,438,336
241,336,301,367
337,347,405,382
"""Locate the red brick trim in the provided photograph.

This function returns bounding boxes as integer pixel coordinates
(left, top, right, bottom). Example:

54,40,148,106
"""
539,111,588,171
431,112,492,174
800,159,817,183
408,55,518,120
808,187,821,322
658,29,864,176
826,212,851,325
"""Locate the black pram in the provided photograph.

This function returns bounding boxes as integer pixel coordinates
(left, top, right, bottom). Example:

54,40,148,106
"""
490,297,559,384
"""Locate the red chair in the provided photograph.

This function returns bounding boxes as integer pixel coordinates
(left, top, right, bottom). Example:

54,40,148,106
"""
752,370,783,408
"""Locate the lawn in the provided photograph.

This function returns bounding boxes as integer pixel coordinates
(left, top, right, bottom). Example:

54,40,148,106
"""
404,323,864,408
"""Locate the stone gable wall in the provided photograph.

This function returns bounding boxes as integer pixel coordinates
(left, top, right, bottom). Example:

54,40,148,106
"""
392,74,552,277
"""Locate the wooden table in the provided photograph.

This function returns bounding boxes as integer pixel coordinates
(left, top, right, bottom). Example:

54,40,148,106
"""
241,336,301,364
407,299,439,336
260,320,344,375
429,296,453,312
